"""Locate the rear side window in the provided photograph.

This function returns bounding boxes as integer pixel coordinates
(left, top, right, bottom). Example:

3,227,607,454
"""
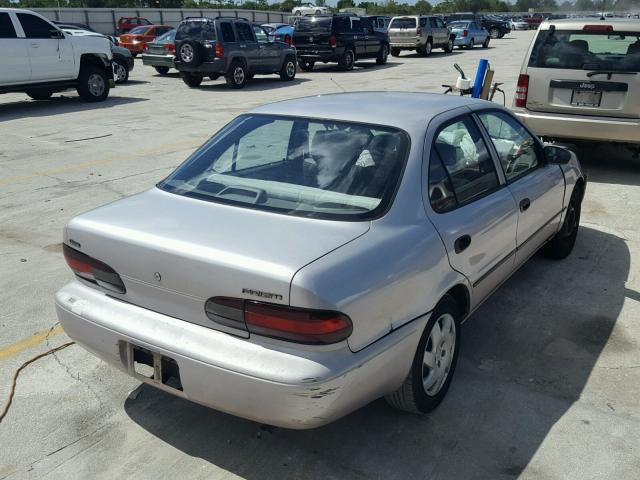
390,18,417,29
297,17,332,32
17,13,54,39
221,22,235,42
529,29,640,72
235,22,254,42
432,117,499,206
0,12,17,38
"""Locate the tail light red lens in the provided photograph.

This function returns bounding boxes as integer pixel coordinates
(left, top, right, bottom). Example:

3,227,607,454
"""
285,34,292,45
515,73,530,108
142,43,148,51
215,42,224,58
205,297,352,345
164,43,175,53
329,35,337,48
463,29,468,37
63,244,126,294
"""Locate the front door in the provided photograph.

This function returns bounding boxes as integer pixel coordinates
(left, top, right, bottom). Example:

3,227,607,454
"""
476,110,566,267
0,12,31,84
425,113,519,306
349,17,368,57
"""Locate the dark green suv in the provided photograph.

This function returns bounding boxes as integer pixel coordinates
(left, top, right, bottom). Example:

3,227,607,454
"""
174,16,297,89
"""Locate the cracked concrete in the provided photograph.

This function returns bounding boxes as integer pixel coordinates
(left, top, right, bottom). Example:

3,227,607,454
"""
1,30,639,479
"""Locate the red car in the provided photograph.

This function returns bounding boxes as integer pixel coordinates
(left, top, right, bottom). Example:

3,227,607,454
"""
118,17,152,35
119,25,173,56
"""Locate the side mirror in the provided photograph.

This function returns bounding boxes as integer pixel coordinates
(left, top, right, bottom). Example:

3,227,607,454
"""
50,29,64,39
543,145,573,164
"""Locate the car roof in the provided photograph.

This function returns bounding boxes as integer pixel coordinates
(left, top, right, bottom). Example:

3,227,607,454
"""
250,92,488,131
540,18,640,30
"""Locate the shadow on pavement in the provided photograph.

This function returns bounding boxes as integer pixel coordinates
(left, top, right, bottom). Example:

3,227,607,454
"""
125,225,628,479
571,142,640,186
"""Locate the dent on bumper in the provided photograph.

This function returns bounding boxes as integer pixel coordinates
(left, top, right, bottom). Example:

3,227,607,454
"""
55,281,426,429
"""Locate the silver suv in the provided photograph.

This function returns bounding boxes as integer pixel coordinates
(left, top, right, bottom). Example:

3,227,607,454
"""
388,15,454,56
513,19,640,150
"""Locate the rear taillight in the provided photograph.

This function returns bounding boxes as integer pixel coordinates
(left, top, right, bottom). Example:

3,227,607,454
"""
285,34,292,46
142,43,148,51
329,34,337,48
215,42,224,58
463,29,468,37
515,73,530,108
164,43,175,53
416,27,421,36
205,297,352,345
63,244,126,294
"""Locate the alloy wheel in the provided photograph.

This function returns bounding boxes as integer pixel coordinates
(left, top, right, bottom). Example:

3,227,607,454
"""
233,66,245,85
422,313,456,396
87,73,105,97
180,44,194,63
113,62,126,83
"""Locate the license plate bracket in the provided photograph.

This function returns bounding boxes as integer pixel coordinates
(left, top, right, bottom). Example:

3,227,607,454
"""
571,89,602,107
126,343,183,392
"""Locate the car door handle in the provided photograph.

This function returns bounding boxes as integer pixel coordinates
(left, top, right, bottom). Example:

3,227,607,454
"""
454,234,471,254
31,43,40,48
519,198,531,212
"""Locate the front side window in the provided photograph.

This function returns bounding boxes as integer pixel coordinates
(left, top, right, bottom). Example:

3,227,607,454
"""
158,115,410,220
235,22,254,42
17,13,55,39
436,18,446,28
0,12,17,38
432,117,499,206
478,112,539,181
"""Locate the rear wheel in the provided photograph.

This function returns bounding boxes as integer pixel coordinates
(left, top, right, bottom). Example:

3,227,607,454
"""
338,48,355,71
154,66,170,75
76,65,109,102
297,59,315,71
489,27,500,39
424,40,433,56
113,59,129,84
225,60,247,88
542,185,582,259
280,56,296,81
443,38,454,53
376,44,388,65
181,72,203,88
483,37,490,48
467,39,475,49
390,47,400,57
26,89,53,100
385,294,461,414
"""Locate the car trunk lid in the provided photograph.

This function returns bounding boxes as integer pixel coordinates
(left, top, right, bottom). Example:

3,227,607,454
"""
293,16,332,51
64,188,369,333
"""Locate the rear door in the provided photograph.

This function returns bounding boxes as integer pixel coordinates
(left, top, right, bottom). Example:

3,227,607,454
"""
349,17,367,57
476,110,565,266
425,113,518,305
253,24,280,71
234,21,260,68
525,25,640,119
434,17,449,46
0,11,31,84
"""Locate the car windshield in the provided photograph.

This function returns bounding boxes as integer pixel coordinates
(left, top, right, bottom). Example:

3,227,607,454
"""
390,18,416,29
529,29,640,71
296,17,332,32
128,26,150,35
158,115,410,220
156,29,176,42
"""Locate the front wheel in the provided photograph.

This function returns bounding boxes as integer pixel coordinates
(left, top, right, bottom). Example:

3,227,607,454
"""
113,59,129,84
338,48,355,71
76,65,110,102
280,56,296,81
483,37,490,48
385,294,461,414
390,47,400,57
154,66,170,75
297,59,315,71
181,72,203,88
376,44,388,65
489,28,500,39
542,185,582,259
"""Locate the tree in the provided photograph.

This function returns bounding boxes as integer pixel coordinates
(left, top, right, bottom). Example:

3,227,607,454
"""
315,0,326,6
414,0,432,12
575,0,594,9
559,0,574,9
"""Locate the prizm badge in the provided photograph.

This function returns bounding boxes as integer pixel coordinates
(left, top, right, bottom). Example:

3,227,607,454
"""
242,288,284,301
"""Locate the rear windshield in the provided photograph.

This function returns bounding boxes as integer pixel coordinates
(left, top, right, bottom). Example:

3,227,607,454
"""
529,29,640,71
296,17,332,33
158,115,410,221
176,20,216,41
449,21,470,28
128,26,150,35
390,18,416,29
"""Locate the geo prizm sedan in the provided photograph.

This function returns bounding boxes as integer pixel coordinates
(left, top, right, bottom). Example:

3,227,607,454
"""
55,93,585,429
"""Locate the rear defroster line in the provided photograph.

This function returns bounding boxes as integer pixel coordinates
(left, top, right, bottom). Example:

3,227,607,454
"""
0,341,75,424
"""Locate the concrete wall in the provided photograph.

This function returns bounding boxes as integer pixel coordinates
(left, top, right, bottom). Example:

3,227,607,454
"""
32,8,289,35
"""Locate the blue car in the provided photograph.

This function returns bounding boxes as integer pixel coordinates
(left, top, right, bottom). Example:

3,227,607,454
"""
448,20,490,49
273,24,295,45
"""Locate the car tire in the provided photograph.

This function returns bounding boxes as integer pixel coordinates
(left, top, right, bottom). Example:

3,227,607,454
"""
76,65,110,102
280,56,296,81
390,47,400,57
338,48,355,71
181,72,203,88
376,44,388,65
26,89,53,100
385,294,461,414
416,45,426,56
542,185,582,260
315,9,321,14
225,60,247,89
154,66,170,75
178,40,201,67
490,27,500,39
443,38,454,53
294,10,301,15
467,39,475,49
483,37,490,48
297,59,315,71
113,59,129,84
424,40,433,56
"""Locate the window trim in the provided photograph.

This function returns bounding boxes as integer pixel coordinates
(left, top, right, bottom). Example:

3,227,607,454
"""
473,108,545,185
426,113,505,214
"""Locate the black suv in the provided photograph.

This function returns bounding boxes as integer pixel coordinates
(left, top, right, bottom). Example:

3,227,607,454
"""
174,17,297,88
293,14,389,71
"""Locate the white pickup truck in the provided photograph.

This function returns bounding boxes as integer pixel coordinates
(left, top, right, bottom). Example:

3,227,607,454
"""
0,8,114,102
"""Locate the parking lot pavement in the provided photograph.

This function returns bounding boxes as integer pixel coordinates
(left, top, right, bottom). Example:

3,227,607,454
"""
1,30,639,479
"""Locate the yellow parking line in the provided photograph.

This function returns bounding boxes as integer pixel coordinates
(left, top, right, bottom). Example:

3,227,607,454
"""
0,325,64,360
0,139,200,187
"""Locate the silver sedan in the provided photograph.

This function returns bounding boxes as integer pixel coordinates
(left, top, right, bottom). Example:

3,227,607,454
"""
55,93,586,429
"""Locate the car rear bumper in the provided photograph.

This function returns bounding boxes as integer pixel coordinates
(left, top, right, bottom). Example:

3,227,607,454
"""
55,281,426,429
389,39,424,49
175,60,225,74
513,108,640,144
121,43,144,54
141,53,175,68
454,37,471,46
295,50,340,62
